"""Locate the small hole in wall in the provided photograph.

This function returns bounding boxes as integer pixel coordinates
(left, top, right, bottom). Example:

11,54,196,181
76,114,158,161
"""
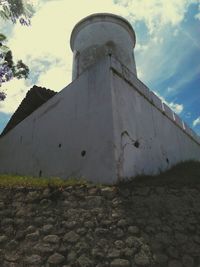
58,143,62,148
81,150,86,157
134,141,140,148
166,158,169,164
39,170,42,177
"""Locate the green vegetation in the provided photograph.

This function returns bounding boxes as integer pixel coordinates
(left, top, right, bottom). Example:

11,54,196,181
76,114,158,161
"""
117,160,200,188
0,160,200,189
0,175,89,188
0,0,34,100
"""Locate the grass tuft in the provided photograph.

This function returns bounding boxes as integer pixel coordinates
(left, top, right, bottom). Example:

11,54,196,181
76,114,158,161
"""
0,175,90,188
117,160,200,188
0,160,200,189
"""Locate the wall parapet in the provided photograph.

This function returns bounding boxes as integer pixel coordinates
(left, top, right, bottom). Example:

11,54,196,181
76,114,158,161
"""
110,56,200,146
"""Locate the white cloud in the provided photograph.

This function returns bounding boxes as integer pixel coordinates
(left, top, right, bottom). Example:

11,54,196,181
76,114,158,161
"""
0,0,196,117
167,87,174,93
135,43,148,52
0,0,126,114
117,0,199,34
135,23,200,92
193,117,200,127
168,102,183,114
37,62,71,91
0,78,32,114
153,90,184,114
119,0,200,92
194,3,200,20
8,0,127,62
166,62,200,97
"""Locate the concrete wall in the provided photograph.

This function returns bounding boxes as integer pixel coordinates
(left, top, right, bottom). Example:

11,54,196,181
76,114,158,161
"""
0,58,117,184
110,56,200,180
0,56,199,184
71,13,137,80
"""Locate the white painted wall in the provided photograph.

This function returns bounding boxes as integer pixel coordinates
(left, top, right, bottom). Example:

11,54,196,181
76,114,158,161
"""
70,13,137,80
110,57,200,180
0,58,117,184
0,56,199,184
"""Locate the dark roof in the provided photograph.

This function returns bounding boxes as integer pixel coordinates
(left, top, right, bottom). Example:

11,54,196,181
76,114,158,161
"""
1,85,57,136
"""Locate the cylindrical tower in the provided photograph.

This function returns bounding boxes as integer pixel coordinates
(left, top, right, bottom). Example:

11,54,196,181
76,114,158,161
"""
70,13,137,80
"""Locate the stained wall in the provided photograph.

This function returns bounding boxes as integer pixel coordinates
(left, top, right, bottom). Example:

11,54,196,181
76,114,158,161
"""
0,56,199,183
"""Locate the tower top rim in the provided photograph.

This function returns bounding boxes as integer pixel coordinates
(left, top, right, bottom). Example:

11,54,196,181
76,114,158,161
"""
70,13,136,51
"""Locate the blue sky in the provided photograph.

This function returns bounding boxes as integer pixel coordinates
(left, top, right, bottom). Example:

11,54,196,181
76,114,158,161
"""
0,0,200,135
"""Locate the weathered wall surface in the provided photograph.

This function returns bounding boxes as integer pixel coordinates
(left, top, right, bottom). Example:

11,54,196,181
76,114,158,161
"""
71,14,137,80
1,180,200,267
0,59,117,184
0,56,199,184
110,57,200,179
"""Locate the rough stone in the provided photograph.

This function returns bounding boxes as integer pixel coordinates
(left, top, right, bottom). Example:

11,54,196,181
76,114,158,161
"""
117,219,127,227
92,248,105,259
114,240,124,249
67,250,77,262
88,187,99,195
134,251,150,266
0,171,200,267
125,236,141,248
175,233,187,244
27,191,41,201
76,227,87,235
41,224,54,234
6,240,18,250
95,228,109,236
101,187,116,199
168,260,183,267
155,232,172,246
107,248,121,258
76,254,93,267
182,254,194,267
47,252,65,265
110,258,130,267
128,226,140,235
85,196,103,207
167,246,179,259
63,220,77,229
40,198,52,205
25,225,36,234
33,243,54,255
25,254,42,265
15,230,25,241
4,252,20,262
75,241,89,254
63,231,80,243
1,218,14,226
123,248,135,257
84,221,94,228
43,235,60,244
113,228,124,239
0,235,8,244
154,253,168,264
193,235,200,244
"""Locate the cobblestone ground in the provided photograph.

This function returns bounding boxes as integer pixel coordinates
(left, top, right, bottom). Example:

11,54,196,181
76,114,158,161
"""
0,181,200,267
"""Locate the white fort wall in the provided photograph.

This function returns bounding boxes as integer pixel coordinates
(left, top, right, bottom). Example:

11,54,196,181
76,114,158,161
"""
70,13,137,80
110,57,200,179
0,59,117,184
0,56,199,184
